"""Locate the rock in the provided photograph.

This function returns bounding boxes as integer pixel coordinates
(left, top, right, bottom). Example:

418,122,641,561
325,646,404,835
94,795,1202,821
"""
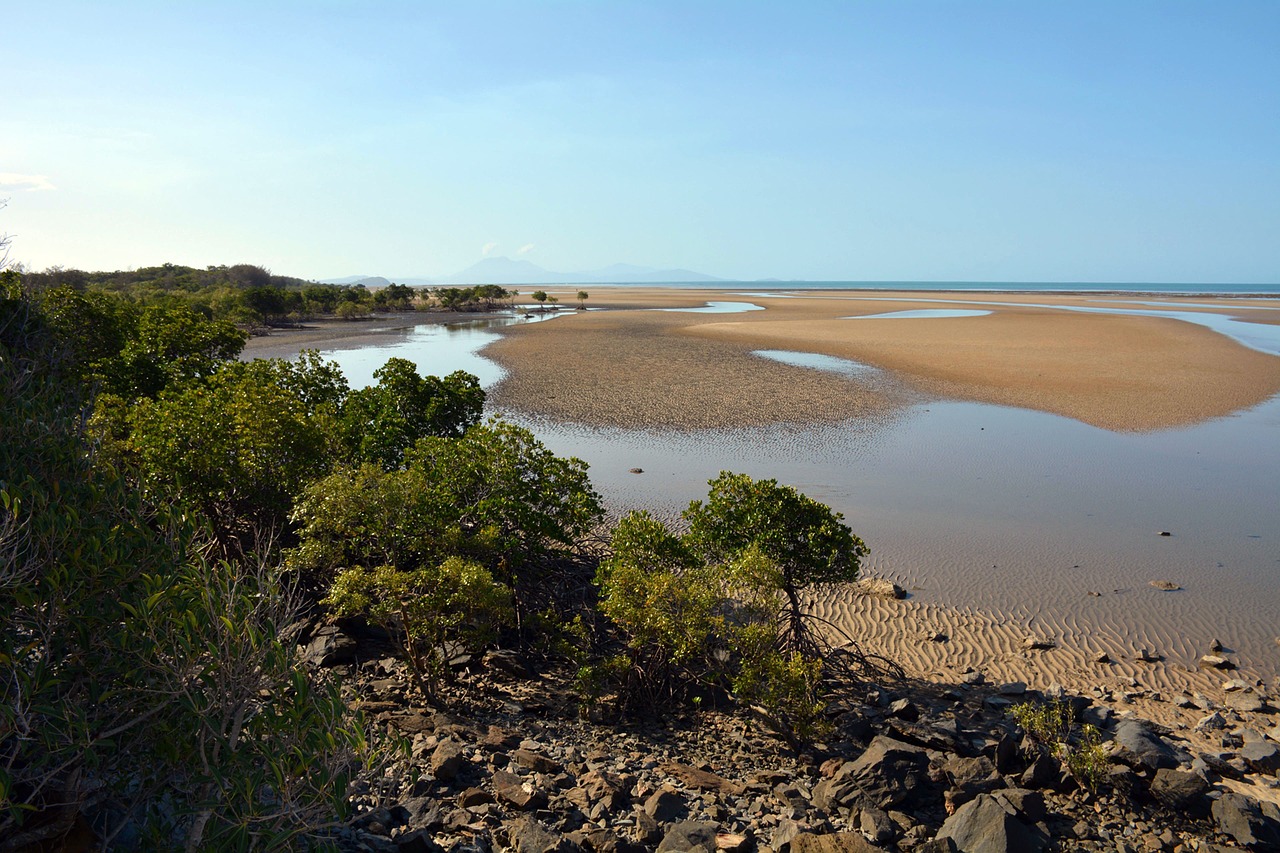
396,829,446,853
888,697,919,722
578,769,629,811
991,789,1045,823
790,832,879,853
1240,740,1280,775
494,770,548,811
509,816,571,853
1157,530,1172,536
1019,753,1066,792
1111,719,1189,772
1022,636,1055,651
644,788,689,824
852,577,905,599
943,756,1001,809
915,841,958,853
859,806,897,844
1149,579,1181,591
1093,651,1112,664
927,630,949,642
1195,711,1228,733
431,739,467,781
1135,648,1162,663
514,748,562,775
661,762,745,795
483,649,531,678
714,833,751,852
1199,654,1236,670
936,793,1046,852
1227,692,1268,713
457,786,494,808
771,819,804,851
1147,769,1209,813
301,624,358,667
837,735,931,809
997,682,1026,696
1211,791,1280,849
656,821,720,853
1210,638,1224,652
629,468,644,474
480,725,521,750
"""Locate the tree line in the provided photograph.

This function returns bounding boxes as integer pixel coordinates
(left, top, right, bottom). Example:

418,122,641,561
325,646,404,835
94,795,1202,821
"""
1,268,862,849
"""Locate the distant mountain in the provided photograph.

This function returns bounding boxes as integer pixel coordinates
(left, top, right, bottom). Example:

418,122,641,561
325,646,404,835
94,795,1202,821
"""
324,259,722,287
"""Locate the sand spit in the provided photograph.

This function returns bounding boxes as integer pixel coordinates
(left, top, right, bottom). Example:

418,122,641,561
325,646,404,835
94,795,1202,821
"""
485,289,1280,432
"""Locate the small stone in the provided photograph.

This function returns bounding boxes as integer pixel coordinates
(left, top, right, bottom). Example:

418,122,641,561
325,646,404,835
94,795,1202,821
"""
1199,654,1236,670
629,467,644,474
1149,579,1181,591
1022,636,1055,650
1157,530,1172,536
852,577,905,599
1210,638,1224,652
1093,651,1112,664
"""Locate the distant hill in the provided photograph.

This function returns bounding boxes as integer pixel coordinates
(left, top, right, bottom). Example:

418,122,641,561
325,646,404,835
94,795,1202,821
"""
328,258,722,286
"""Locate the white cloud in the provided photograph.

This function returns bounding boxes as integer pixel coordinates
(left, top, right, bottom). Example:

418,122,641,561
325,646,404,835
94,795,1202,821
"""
516,243,535,255
481,241,498,256
0,173,57,192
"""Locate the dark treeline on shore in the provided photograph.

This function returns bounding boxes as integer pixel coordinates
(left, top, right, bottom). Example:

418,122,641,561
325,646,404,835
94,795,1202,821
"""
18,262,522,328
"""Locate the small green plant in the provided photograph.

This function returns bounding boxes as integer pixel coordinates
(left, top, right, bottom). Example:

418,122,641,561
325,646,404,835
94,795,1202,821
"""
1011,700,1110,793
324,558,513,704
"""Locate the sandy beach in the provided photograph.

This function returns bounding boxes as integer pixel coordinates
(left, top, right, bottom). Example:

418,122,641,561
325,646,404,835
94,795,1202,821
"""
243,288,1280,727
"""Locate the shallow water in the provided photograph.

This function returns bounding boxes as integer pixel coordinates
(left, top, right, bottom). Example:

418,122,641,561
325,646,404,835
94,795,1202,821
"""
656,301,764,314
752,349,881,377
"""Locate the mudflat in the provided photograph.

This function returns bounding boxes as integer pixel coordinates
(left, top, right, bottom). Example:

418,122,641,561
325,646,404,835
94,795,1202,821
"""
486,288,1280,431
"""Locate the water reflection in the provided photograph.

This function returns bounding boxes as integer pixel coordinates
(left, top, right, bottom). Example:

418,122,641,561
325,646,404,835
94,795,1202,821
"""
657,301,765,314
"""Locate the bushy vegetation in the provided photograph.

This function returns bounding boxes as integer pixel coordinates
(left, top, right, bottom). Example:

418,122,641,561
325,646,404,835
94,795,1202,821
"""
1011,700,1110,793
1,262,875,845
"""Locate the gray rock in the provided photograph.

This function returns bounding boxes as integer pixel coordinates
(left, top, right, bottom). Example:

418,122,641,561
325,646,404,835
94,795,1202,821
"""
1111,719,1189,771
991,788,1046,823
888,697,919,722
656,821,719,853
943,756,1001,808
301,624,358,667
1148,769,1208,813
643,788,689,824
431,739,467,782
859,805,897,844
936,794,1046,852
508,817,572,853
514,747,562,775
1240,740,1280,775
1211,791,1280,849
839,735,931,809
396,829,446,853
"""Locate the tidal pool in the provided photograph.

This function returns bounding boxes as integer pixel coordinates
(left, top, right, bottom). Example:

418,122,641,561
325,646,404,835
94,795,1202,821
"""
657,301,765,314
752,349,880,377
845,308,992,320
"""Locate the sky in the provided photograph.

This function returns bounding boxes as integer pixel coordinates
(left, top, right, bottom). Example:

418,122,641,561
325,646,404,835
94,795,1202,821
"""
2,1,1278,283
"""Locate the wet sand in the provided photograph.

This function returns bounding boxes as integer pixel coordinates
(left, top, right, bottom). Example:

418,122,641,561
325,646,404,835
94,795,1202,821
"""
486,288,1280,432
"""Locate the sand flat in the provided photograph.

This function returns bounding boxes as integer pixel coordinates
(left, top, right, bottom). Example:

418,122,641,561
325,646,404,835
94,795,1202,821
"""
487,289,1280,432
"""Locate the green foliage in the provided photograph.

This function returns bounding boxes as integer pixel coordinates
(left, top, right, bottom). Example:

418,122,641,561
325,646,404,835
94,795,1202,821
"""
1011,700,1110,793
291,419,603,606
576,290,589,309
596,509,833,741
684,471,866,650
1,274,376,847
431,284,511,312
340,357,484,469
531,290,548,305
104,361,336,551
325,558,513,703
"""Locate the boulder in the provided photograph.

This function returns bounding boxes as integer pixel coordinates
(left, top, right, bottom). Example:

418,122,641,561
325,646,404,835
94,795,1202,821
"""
836,735,931,809
858,806,897,844
1240,740,1280,775
1211,792,1280,849
1111,719,1189,772
936,794,1046,853
943,756,1001,808
1147,769,1209,813
300,624,358,667
661,762,745,795
514,747,562,775
656,821,720,853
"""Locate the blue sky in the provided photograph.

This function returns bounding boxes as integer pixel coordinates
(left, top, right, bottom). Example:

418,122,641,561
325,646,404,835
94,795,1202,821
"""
2,1,1277,283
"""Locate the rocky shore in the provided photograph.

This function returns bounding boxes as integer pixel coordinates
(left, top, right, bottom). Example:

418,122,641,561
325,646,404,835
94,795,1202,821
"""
302,619,1280,853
